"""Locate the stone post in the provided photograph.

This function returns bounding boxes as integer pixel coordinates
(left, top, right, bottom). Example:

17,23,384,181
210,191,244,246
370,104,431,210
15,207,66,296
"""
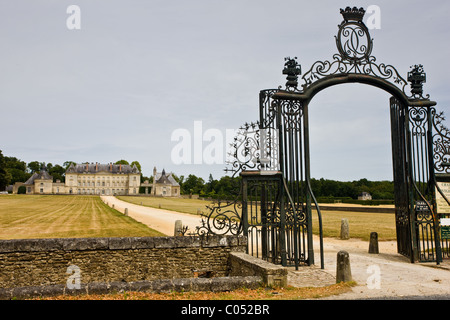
174,220,183,236
369,232,379,254
124,208,128,216
340,218,349,240
336,250,352,283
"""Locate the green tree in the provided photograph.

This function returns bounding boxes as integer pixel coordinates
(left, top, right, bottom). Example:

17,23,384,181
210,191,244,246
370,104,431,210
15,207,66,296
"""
5,168,30,184
205,174,216,194
27,161,43,173
174,174,184,185
63,161,76,170
4,156,30,184
181,174,205,195
49,164,66,182
215,175,240,198
115,160,129,165
5,157,26,171
0,150,12,191
130,161,142,172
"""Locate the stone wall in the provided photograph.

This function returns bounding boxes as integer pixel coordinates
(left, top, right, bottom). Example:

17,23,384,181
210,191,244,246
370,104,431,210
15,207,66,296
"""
0,235,247,290
229,252,288,287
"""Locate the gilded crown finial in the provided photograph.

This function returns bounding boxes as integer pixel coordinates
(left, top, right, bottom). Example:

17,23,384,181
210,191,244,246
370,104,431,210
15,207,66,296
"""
340,6,365,22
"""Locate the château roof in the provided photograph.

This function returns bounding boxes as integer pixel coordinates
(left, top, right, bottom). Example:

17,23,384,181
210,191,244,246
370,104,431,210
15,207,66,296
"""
66,163,140,174
154,169,179,186
24,170,53,185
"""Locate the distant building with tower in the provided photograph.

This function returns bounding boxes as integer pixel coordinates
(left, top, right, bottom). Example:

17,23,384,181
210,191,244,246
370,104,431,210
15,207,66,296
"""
151,167,180,197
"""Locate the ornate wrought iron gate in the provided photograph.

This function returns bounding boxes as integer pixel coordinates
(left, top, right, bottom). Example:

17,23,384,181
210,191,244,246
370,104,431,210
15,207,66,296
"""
390,96,413,260
196,6,450,266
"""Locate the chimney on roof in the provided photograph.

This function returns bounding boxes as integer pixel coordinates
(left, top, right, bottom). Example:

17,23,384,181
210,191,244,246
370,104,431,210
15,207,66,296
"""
86,163,88,171
96,163,98,171
119,164,122,172
110,163,112,171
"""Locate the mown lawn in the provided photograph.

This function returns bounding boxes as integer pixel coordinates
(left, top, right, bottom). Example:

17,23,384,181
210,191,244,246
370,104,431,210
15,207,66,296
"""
311,210,396,241
0,195,164,239
116,195,213,215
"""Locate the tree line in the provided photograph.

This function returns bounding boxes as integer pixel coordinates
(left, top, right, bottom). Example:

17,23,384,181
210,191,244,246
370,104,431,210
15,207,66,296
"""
174,175,394,201
0,150,394,202
173,174,241,199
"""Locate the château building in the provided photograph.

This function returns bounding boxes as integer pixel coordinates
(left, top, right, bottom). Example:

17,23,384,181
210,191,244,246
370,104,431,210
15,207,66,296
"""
13,162,141,195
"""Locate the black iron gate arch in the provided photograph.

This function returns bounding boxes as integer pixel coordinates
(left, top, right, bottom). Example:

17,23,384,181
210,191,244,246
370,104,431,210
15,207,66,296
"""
195,6,450,268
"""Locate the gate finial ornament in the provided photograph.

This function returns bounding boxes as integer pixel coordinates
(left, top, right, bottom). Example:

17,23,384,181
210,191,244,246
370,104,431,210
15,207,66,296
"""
282,57,301,91
336,6,372,63
340,6,365,22
408,64,427,99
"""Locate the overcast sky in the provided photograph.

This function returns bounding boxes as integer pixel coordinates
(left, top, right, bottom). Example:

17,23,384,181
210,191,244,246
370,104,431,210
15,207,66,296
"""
1,0,449,181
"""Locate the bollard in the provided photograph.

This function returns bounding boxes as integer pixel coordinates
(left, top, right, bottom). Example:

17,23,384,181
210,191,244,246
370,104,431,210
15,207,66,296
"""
336,250,352,283
112,204,114,209
124,208,128,216
174,220,183,236
340,218,349,240
369,232,379,254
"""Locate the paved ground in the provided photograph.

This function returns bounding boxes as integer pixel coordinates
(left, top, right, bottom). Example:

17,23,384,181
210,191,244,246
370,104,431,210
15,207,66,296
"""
290,236,450,299
102,196,450,299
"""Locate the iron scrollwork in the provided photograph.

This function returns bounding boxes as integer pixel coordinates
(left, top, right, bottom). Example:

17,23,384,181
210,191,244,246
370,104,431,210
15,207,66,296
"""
409,107,428,138
432,109,450,173
301,6,411,97
225,122,261,176
336,7,372,63
194,199,243,236
194,121,280,236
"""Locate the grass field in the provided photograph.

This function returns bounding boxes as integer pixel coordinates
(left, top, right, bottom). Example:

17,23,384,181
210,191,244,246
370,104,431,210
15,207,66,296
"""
311,210,396,241
116,195,213,215
0,195,164,240
118,196,397,241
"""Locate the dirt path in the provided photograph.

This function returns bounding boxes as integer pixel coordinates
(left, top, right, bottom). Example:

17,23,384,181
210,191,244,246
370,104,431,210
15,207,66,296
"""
102,196,450,299
101,196,204,236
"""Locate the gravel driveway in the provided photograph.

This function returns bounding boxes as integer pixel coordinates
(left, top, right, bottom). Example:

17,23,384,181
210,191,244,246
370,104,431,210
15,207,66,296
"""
307,236,450,299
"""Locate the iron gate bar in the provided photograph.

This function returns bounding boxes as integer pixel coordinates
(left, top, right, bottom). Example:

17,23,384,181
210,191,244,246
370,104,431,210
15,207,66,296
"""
306,177,324,270
390,96,414,261
426,105,443,264
406,105,443,263
240,171,286,264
